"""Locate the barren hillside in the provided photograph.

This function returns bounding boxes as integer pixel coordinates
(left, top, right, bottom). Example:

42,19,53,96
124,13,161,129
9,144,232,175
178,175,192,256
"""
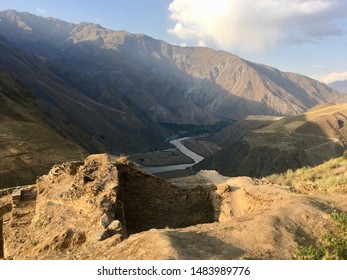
196,103,347,177
0,70,87,189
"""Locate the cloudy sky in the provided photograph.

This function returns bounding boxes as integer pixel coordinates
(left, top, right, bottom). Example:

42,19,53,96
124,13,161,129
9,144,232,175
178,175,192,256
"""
1,0,346,83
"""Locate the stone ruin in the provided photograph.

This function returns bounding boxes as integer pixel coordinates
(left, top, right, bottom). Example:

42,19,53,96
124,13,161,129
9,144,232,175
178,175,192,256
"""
0,154,219,259
0,185,37,258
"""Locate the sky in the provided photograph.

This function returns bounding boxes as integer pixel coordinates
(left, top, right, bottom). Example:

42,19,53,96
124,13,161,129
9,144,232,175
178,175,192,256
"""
0,0,347,84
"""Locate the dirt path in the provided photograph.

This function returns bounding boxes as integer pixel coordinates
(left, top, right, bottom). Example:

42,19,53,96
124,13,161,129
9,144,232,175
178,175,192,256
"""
304,139,339,152
198,170,230,184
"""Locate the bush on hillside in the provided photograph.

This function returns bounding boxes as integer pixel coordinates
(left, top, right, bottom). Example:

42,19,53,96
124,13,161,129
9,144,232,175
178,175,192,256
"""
343,150,347,160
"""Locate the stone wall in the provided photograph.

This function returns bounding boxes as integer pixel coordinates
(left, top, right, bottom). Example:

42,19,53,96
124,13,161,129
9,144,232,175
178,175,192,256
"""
0,154,220,259
117,164,216,234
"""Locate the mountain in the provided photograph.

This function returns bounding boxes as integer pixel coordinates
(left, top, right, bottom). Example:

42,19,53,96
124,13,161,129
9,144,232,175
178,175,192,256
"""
0,37,169,188
0,9,344,121
329,80,347,93
195,103,347,177
0,68,88,188
0,10,346,187
0,10,218,125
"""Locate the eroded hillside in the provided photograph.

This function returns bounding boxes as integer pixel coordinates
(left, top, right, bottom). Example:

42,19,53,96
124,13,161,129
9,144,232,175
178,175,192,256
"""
0,70,86,189
196,103,347,177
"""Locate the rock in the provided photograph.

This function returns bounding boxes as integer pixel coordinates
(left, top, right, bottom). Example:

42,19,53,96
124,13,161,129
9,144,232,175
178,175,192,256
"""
68,161,83,175
108,220,122,232
12,189,21,202
100,213,112,229
97,229,113,241
71,230,86,246
96,220,123,241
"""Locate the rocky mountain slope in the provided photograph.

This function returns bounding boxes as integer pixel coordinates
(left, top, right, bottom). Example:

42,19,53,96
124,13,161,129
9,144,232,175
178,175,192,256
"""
195,103,347,177
0,9,344,121
0,69,87,188
0,36,167,153
0,10,218,125
1,154,346,260
329,80,347,94
0,37,171,188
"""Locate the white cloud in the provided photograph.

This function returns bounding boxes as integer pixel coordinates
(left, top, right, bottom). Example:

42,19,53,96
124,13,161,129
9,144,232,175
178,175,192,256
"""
36,7,47,14
168,0,347,52
321,71,347,84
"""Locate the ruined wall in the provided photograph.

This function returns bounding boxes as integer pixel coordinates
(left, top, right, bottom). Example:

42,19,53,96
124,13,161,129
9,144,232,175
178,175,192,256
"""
0,193,13,259
117,165,216,234
0,185,37,259
0,154,220,259
64,155,218,237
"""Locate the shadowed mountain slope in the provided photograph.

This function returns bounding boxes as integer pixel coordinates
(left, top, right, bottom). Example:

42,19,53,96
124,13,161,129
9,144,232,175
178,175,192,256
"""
0,69,86,188
0,37,166,153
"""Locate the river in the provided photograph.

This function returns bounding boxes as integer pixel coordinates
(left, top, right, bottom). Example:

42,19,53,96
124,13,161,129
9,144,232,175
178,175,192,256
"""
141,137,204,174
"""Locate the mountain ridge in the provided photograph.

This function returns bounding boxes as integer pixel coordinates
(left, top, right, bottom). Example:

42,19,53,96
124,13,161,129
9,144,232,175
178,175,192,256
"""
329,79,347,93
0,9,344,121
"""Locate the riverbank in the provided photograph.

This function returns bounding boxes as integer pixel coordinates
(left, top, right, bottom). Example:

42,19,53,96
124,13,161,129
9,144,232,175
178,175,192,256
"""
130,137,205,176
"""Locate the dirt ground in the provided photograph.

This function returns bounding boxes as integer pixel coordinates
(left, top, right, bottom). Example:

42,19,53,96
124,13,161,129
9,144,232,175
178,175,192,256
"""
1,155,346,260
154,169,194,179
128,149,193,167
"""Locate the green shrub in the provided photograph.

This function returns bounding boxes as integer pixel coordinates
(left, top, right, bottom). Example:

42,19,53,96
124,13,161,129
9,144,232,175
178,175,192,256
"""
295,245,324,260
295,212,347,260
343,150,347,160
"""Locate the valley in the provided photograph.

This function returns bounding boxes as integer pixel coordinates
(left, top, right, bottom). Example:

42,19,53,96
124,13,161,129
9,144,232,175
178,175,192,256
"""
0,9,346,261
133,137,204,175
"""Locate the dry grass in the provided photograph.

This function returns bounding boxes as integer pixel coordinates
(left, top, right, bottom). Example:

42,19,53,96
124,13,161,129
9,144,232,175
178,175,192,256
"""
115,154,129,164
267,156,347,194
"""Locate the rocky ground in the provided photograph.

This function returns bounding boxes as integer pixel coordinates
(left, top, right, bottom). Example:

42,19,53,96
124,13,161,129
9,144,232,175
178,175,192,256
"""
0,154,346,260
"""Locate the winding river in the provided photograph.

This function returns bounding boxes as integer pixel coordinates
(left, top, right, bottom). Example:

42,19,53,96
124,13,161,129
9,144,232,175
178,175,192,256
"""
141,137,204,174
